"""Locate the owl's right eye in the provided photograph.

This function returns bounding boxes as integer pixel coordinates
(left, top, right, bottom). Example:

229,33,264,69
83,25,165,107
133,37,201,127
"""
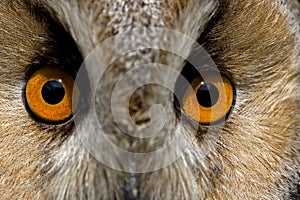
25,66,80,123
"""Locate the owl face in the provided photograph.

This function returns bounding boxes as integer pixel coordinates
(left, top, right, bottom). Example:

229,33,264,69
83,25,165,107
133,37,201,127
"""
0,0,299,199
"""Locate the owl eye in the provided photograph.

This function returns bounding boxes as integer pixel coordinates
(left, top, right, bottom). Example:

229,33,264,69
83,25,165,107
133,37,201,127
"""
182,73,234,125
25,66,79,123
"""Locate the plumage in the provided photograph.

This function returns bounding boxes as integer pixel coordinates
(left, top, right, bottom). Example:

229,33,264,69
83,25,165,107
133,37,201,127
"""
0,0,299,199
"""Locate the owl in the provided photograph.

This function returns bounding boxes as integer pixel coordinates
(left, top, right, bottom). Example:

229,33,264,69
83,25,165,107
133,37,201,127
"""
0,0,299,199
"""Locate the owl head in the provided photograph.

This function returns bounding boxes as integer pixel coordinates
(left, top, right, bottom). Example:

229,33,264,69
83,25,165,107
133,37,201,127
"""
0,0,299,199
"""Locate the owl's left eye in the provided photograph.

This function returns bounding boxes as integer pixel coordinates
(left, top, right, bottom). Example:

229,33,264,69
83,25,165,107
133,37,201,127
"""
25,66,79,123
181,73,234,125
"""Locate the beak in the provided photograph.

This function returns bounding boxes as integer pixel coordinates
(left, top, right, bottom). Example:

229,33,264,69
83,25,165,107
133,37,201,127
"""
124,174,140,200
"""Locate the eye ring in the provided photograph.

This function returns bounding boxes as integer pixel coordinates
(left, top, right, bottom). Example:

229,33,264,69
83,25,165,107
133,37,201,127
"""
182,73,235,125
25,66,79,123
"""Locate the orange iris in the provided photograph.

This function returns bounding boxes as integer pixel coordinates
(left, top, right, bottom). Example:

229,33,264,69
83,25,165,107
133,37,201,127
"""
26,66,79,122
182,74,234,124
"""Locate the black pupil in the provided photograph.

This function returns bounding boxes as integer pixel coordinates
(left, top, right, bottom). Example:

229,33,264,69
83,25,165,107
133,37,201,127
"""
42,80,65,105
196,82,219,107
